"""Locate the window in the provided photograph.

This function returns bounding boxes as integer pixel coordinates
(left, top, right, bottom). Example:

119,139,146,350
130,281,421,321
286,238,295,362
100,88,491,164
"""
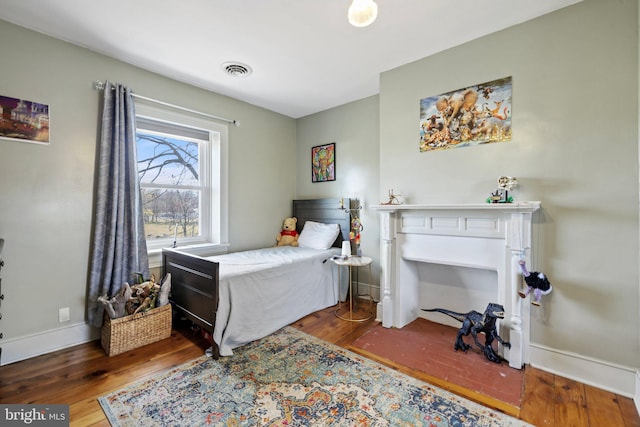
135,102,228,259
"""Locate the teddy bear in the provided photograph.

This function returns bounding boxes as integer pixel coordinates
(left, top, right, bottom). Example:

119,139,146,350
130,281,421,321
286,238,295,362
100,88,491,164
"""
276,217,299,247
518,260,552,306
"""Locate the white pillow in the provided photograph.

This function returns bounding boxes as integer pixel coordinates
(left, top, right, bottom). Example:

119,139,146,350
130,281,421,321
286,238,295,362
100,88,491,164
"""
297,221,340,250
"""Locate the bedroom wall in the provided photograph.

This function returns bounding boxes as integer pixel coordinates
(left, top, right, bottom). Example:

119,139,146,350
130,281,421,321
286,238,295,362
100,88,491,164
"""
295,96,381,298
0,19,296,362
378,0,639,377
1,1,638,398
296,0,639,396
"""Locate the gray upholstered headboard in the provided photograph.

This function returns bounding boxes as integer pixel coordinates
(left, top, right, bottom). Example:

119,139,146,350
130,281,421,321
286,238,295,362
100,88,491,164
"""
292,198,351,248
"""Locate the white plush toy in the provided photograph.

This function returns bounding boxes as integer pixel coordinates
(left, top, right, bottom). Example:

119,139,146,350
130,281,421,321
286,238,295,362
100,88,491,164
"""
97,282,132,319
157,273,171,307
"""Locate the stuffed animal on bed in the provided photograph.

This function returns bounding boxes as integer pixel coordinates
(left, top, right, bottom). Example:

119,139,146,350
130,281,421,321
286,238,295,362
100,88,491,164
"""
276,217,299,247
518,260,553,306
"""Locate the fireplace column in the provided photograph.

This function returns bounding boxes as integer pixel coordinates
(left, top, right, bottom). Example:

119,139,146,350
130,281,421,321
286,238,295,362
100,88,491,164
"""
379,211,395,328
504,210,535,368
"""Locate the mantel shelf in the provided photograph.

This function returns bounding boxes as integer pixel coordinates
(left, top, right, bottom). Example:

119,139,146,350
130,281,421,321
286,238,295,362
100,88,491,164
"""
370,201,541,213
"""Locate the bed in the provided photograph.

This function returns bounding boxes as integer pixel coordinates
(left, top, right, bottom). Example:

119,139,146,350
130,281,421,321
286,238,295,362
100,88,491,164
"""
162,198,351,358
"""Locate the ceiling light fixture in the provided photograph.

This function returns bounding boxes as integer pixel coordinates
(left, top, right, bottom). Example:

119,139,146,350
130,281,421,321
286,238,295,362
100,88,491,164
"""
348,0,378,28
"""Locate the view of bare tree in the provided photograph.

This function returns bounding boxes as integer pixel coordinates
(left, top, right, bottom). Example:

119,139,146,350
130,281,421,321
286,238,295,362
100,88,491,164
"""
137,132,201,240
138,134,198,182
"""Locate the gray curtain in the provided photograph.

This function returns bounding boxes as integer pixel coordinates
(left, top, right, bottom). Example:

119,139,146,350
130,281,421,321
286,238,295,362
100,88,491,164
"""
88,82,149,327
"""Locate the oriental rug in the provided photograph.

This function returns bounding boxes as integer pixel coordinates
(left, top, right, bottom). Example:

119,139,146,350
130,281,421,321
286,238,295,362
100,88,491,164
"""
351,318,525,409
99,327,530,426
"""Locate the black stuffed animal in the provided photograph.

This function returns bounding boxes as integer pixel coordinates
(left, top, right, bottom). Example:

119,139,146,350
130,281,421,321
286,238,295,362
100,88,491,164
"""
518,260,552,306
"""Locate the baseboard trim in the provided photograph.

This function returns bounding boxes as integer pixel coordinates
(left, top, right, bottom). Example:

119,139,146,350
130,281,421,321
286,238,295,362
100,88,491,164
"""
1,322,100,366
530,343,637,398
635,370,640,416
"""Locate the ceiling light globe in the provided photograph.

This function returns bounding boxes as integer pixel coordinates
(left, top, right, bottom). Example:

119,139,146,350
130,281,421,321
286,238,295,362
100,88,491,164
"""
348,0,378,28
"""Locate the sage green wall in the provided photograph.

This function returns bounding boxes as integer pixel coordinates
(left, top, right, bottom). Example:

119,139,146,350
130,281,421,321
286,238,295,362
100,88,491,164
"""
295,96,381,296
1,0,638,375
295,0,640,371
379,0,639,367
0,20,296,340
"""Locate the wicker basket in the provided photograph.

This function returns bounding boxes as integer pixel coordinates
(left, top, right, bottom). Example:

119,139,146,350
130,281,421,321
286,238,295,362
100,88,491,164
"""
101,303,172,356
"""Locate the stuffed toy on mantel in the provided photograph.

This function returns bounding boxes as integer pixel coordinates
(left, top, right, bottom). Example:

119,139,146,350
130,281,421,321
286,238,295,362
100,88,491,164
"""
276,217,299,247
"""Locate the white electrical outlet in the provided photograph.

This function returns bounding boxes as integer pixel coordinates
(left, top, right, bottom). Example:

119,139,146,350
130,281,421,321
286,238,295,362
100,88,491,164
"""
58,307,70,323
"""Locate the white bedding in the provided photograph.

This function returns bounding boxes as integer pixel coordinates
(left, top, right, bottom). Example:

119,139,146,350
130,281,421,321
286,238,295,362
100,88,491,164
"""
207,246,341,356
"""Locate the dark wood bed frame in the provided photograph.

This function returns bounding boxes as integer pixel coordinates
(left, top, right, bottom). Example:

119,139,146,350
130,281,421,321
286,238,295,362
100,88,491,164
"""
162,198,351,358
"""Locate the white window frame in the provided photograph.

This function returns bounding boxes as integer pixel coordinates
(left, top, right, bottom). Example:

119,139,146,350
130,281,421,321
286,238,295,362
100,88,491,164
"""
135,101,229,267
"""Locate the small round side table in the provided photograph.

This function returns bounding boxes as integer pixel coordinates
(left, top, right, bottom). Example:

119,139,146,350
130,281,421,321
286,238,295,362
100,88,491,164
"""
332,255,373,322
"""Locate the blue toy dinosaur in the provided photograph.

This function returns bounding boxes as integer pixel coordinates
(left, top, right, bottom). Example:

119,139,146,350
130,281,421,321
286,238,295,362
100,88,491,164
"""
422,302,511,363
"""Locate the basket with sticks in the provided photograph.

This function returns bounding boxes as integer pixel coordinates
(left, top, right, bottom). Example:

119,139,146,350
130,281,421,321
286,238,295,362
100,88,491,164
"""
101,304,172,356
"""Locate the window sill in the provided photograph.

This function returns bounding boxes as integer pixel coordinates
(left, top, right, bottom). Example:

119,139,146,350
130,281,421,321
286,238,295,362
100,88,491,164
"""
148,243,230,269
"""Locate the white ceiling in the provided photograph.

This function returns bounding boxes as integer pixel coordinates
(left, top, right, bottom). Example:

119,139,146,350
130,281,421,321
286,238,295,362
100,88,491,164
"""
0,0,580,118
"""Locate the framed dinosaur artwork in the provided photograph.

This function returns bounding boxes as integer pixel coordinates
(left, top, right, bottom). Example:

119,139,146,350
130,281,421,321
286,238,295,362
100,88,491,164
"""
418,76,512,152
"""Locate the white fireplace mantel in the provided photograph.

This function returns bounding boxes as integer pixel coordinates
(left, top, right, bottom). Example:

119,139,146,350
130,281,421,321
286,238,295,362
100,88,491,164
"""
372,202,541,369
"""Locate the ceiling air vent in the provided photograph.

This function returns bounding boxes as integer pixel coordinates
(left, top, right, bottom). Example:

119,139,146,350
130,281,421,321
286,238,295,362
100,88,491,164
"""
222,62,252,78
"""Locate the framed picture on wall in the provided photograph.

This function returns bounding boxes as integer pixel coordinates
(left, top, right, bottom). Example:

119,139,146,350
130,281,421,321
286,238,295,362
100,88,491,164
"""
418,76,512,152
311,142,336,183
0,95,50,145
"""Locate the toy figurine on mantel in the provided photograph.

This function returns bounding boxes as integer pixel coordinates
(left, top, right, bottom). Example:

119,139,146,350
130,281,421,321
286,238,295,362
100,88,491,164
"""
381,189,403,205
486,176,518,203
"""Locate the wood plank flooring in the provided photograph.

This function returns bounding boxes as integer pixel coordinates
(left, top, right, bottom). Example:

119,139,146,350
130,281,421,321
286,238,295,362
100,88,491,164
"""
0,305,638,426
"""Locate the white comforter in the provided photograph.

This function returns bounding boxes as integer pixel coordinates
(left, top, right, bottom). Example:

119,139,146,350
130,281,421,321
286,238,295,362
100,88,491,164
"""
207,246,341,356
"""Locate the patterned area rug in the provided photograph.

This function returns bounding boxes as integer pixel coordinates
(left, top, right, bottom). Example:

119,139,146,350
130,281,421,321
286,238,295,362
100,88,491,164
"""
99,327,530,426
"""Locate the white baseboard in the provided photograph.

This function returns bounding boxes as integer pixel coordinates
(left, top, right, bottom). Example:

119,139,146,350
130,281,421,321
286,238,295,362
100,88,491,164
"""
1,322,100,366
530,343,637,398
376,302,383,322
635,370,640,416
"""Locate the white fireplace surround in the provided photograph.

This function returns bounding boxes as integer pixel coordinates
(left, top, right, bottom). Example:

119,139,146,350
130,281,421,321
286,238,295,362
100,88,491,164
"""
373,202,541,369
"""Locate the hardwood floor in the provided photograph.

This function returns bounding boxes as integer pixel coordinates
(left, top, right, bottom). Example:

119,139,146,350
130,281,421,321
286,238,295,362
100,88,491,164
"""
1,306,638,426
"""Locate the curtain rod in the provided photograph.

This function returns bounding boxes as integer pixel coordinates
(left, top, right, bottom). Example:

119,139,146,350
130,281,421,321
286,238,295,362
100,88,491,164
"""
93,80,239,126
